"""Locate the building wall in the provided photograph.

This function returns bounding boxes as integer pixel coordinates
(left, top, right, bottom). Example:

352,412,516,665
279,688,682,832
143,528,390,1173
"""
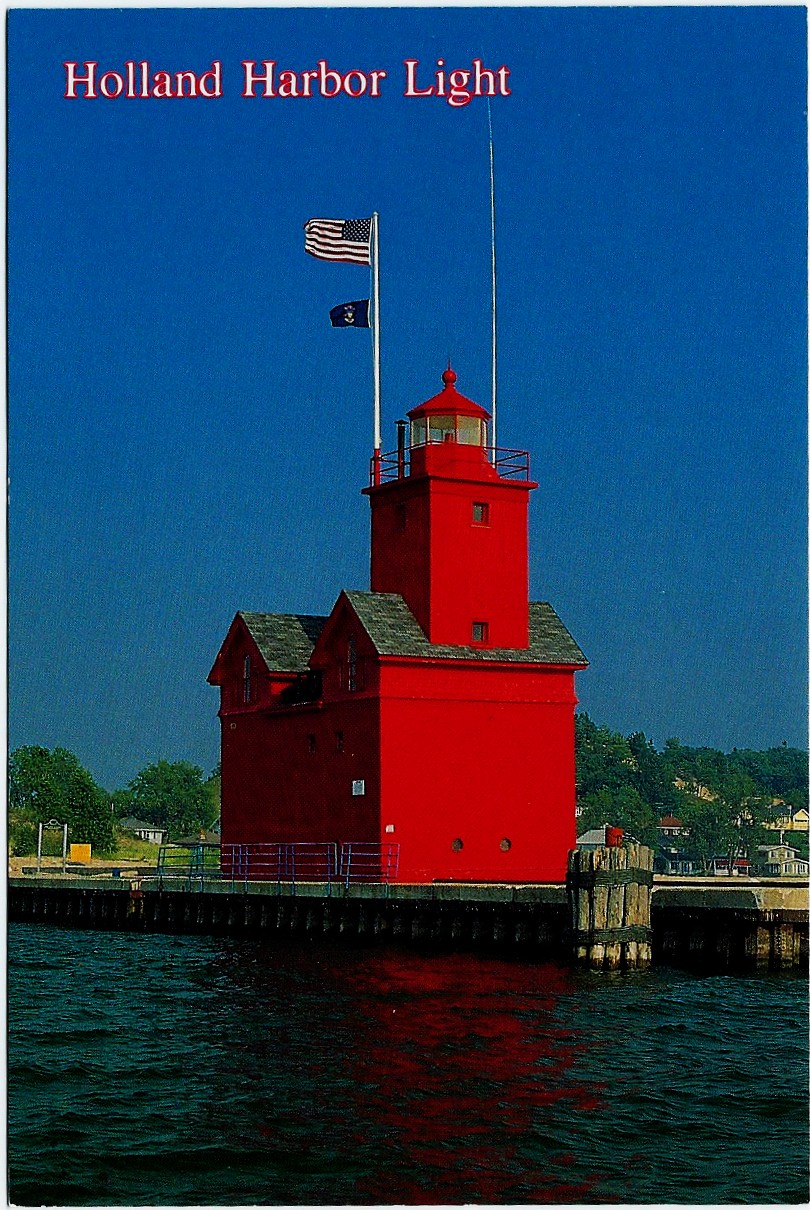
216,608,383,852
217,649,578,883
369,479,432,635
377,660,578,882
426,478,532,648
368,459,533,648
219,696,381,849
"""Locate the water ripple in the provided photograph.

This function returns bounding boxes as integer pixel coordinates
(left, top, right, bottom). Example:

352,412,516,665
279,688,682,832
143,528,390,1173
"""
8,924,809,1205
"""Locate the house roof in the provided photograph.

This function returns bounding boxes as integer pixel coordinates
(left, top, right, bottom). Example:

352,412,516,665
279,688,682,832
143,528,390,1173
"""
118,817,165,833
658,815,683,828
238,594,586,672
239,611,328,673
343,592,587,665
577,827,607,846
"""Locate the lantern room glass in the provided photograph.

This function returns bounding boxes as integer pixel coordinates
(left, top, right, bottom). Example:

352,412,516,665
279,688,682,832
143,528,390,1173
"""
411,417,427,446
457,416,486,446
428,415,456,443
411,415,488,448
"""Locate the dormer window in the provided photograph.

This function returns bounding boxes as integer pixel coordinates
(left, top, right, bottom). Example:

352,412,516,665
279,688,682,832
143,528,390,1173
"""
243,655,252,704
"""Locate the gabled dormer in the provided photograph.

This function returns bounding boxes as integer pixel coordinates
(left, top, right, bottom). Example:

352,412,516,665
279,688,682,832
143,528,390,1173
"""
207,611,326,712
308,591,381,698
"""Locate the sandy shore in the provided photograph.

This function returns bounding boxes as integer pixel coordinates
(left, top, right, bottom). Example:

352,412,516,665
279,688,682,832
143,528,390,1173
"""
8,855,158,875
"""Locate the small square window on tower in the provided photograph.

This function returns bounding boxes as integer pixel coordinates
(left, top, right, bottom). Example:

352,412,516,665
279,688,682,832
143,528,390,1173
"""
471,621,489,644
472,501,490,525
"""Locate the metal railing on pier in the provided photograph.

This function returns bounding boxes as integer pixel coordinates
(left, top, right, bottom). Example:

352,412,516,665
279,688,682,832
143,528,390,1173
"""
156,841,400,893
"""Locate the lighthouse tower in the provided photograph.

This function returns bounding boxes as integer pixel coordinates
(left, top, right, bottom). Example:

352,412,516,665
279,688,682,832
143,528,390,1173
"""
209,366,587,883
367,366,535,649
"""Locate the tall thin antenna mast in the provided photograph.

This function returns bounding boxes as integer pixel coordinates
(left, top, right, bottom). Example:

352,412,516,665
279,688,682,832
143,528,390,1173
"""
371,211,382,482
487,98,498,461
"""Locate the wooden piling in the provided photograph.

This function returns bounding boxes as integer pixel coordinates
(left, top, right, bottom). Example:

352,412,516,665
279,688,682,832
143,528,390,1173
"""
568,843,654,970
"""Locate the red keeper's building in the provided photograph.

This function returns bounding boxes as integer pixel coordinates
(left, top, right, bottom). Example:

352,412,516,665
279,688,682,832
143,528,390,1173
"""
208,368,587,882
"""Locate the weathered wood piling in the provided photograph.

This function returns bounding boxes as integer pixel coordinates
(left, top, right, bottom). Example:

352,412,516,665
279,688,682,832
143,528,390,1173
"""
567,843,654,970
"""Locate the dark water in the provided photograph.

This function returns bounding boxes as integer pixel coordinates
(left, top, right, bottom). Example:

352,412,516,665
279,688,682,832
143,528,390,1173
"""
8,924,809,1206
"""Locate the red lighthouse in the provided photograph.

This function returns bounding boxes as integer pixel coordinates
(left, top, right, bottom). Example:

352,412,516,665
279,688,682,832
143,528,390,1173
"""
208,368,587,882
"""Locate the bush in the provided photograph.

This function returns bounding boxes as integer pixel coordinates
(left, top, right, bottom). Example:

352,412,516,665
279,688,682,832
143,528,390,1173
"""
9,821,38,857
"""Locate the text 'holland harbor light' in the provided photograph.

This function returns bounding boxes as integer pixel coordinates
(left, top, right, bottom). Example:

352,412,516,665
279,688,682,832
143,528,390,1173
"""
63,59,512,107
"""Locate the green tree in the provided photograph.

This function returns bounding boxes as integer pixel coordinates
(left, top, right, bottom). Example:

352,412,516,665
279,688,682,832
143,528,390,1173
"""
205,762,221,824
109,788,134,820
788,830,809,860
8,745,115,853
575,713,635,800
127,760,216,838
628,731,678,816
715,772,771,868
660,739,729,798
678,796,731,873
578,783,659,846
727,746,808,799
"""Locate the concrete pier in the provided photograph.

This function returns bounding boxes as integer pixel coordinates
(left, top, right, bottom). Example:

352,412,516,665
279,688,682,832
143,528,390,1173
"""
8,873,808,972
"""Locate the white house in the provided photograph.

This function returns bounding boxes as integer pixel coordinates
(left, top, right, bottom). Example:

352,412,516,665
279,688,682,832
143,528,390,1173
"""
118,817,167,846
754,843,809,877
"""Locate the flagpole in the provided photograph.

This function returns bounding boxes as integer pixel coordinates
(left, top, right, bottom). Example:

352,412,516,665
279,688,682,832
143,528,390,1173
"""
487,99,498,463
372,211,382,483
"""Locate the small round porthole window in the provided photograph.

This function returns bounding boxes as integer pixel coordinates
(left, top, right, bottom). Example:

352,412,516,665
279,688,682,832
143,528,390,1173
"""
451,838,464,852
500,838,512,852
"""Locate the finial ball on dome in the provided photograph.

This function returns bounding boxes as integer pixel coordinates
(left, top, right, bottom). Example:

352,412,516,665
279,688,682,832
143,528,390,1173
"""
442,366,457,387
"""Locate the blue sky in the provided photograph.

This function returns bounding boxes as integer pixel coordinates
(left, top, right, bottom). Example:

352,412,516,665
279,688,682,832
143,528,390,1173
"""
9,6,807,791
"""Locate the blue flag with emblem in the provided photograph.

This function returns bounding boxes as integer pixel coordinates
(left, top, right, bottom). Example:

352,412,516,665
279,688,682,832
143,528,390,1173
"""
330,299,370,328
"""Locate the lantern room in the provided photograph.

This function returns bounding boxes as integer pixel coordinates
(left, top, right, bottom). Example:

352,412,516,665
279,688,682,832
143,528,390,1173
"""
406,367,499,481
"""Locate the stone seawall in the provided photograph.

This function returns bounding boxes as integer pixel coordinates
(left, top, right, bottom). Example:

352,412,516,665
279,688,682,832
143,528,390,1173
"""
8,875,808,972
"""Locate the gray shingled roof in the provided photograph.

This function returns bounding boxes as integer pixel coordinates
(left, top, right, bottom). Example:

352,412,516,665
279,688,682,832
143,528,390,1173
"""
239,611,327,672
239,594,586,672
344,592,587,666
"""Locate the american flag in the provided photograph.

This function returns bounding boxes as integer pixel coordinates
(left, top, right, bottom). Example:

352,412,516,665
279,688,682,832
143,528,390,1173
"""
304,217,372,266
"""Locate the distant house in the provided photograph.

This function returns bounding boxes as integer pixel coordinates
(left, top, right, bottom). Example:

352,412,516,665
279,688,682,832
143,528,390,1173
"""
754,844,809,877
118,817,167,846
654,845,697,876
653,815,696,875
709,856,751,876
576,826,607,850
763,806,809,835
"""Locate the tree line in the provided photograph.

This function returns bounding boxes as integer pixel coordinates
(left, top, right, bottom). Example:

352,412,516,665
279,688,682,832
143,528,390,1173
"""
575,713,808,870
8,746,220,856
9,720,809,865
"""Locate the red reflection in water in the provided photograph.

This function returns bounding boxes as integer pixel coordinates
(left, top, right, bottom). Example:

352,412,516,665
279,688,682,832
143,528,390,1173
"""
212,943,607,1203
325,951,605,1204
